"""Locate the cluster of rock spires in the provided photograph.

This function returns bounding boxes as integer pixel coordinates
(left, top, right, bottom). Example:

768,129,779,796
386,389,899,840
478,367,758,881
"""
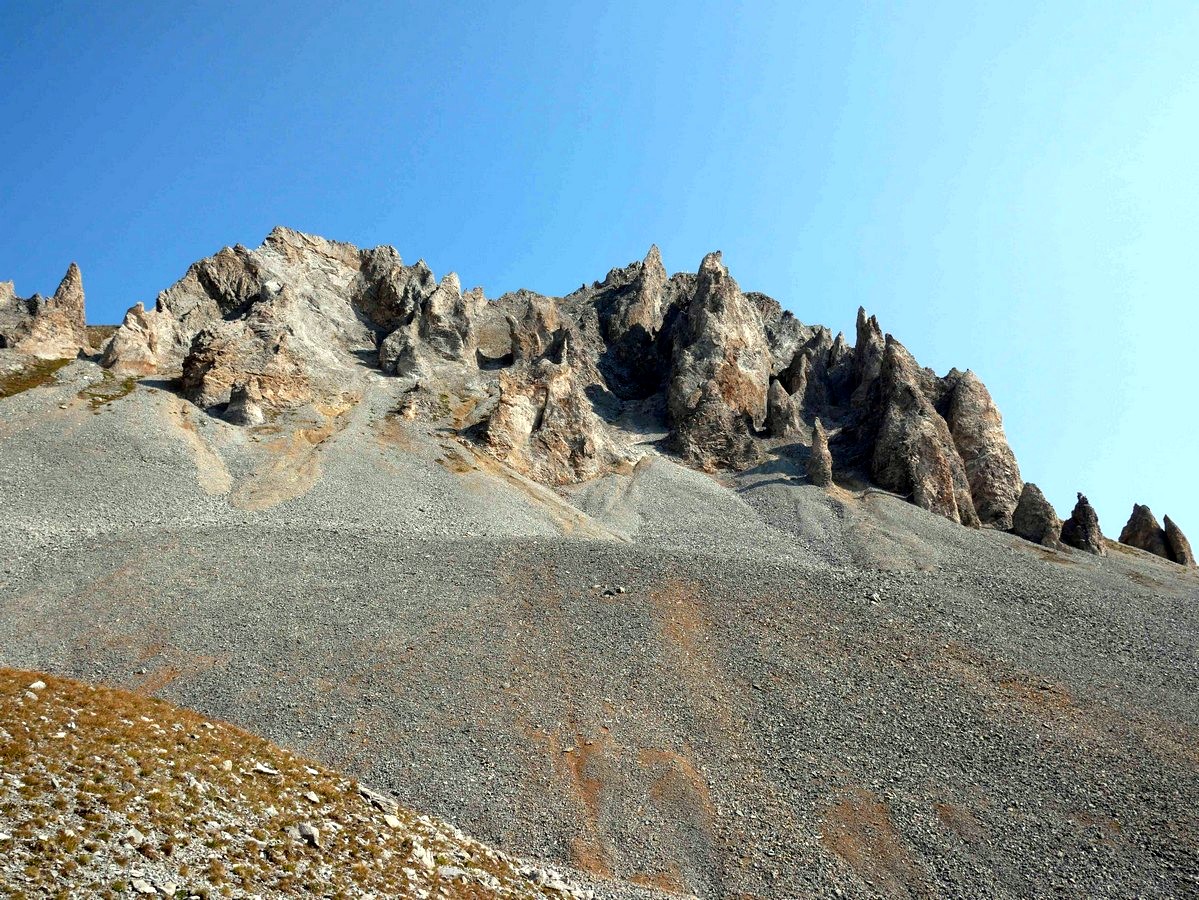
3,227,1195,566
0,264,92,358
1119,504,1195,566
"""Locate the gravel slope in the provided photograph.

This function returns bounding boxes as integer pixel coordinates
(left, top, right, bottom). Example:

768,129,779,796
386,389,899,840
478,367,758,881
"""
2,356,1198,898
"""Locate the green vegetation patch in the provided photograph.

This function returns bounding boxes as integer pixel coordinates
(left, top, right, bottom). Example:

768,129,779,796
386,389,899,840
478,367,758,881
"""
78,370,139,410
0,357,73,399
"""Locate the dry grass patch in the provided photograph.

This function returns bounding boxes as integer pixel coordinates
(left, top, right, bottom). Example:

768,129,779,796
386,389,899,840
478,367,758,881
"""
0,668,598,899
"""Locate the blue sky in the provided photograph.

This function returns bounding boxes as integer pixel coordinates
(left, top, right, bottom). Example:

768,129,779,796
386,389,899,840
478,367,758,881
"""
2,1,1196,535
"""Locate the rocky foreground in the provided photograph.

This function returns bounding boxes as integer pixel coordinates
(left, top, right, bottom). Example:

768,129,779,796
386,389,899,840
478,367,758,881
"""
1,231,1198,898
0,668,651,900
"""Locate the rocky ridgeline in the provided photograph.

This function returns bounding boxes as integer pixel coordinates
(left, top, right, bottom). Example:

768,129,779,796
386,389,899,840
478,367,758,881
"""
5,227,1194,563
0,263,93,358
92,228,1031,526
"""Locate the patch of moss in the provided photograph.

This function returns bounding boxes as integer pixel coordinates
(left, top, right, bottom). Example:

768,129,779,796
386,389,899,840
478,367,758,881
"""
0,357,73,399
78,370,139,411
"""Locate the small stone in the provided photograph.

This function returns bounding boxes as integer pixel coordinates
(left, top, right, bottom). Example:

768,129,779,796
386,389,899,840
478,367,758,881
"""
220,760,232,771
131,878,155,895
23,691,37,702
28,680,46,691
304,791,320,803
298,822,321,848
410,841,436,870
383,814,402,829
252,762,280,776
360,784,399,814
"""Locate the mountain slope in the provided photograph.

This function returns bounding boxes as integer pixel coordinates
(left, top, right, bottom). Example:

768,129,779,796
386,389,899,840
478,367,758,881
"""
1,354,1197,897
0,667,649,899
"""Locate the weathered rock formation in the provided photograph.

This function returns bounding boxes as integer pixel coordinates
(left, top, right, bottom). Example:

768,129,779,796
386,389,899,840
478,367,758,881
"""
481,332,629,485
937,369,1023,529
666,252,770,470
1061,493,1106,556
1011,483,1064,549
766,379,804,438
0,264,91,358
378,273,482,378
866,336,979,526
224,380,266,427
1164,516,1196,567
85,227,1110,534
1119,505,1196,566
1119,505,1170,560
807,418,833,487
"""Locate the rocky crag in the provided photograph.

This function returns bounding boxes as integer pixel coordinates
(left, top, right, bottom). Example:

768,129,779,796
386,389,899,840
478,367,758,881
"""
7,227,1190,554
1120,504,1196,567
92,227,1034,522
0,263,92,358
3,229,1199,898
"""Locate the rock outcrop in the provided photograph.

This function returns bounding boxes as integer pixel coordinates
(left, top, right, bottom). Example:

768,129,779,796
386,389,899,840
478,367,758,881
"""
1119,505,1170,560
666,252,770,470
1119,506,1196,566
937,369,1022,529
1011,483,1063,549
224,380,266,427
765,379,804,438
481,333,629,485
92,226,1165,536
1061,493,1106,556
0,264,91,358
378,273,481,378
867,336,979,526
807,418,833,487
1164,516,1196,567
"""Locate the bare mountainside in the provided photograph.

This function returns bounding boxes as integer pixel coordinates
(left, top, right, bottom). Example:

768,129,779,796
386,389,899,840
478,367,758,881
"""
1,229,1198,898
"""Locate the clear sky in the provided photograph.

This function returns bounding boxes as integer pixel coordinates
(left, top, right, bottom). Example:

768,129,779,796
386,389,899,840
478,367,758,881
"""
2,2,1196,536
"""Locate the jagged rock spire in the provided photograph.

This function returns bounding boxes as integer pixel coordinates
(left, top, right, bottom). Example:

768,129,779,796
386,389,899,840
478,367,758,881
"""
1061,493,1106,556
1164,516,1196,567
0,262,91,358
667,251,770,470
807,418,833,487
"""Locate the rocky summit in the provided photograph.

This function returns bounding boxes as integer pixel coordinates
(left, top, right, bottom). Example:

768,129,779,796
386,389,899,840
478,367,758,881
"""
1,228,1198,899
92,227,1030,525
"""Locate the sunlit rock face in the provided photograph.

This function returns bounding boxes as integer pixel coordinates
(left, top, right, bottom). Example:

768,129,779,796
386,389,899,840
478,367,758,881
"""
94,227,1042,529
